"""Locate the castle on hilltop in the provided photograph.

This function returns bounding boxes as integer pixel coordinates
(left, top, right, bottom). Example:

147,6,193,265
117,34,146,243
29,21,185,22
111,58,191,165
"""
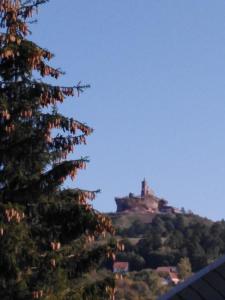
115,179,180,214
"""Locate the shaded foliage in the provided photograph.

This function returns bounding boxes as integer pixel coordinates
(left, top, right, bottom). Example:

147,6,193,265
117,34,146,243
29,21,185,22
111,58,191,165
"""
115,214,225,272
0,1,115,299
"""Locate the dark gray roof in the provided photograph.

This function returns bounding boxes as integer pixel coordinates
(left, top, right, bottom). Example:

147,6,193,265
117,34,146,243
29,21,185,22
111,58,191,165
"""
158,254,225,300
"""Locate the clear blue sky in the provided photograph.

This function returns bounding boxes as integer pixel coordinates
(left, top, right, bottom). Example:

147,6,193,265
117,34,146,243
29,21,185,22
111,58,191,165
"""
32,0,225,220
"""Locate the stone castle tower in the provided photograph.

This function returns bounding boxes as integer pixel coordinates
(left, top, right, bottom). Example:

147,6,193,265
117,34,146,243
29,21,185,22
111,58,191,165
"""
115,179,159,213
141,178,154,197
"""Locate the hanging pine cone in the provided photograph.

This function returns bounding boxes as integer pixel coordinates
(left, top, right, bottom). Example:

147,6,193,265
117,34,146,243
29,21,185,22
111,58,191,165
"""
50,258,56,268
0,227,4,236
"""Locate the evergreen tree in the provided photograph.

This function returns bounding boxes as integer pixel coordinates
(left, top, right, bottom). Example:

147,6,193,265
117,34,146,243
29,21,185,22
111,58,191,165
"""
0,1,117,299
177,257,192,280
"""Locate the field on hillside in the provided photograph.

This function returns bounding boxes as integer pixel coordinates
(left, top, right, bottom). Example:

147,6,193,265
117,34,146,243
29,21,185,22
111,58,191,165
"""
108,212,157,228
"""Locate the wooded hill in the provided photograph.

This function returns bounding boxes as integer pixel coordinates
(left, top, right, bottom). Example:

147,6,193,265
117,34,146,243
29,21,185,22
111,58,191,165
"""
112,212,220,272
106,212,225,299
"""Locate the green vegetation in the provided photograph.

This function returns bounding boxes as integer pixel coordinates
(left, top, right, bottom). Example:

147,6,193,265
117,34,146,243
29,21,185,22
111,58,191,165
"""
177,257,192,280
1,2,224,300
114,213,225,272
108,212,225,299
0,1,115,299
115,270,169,300
110,212,156,229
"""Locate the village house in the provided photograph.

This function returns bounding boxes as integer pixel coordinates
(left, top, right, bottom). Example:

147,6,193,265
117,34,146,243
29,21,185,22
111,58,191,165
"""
113,261,129,274
156,266,180,285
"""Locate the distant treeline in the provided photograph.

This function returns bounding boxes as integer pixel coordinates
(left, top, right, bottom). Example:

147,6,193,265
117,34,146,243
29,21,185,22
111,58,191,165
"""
115,214,225,272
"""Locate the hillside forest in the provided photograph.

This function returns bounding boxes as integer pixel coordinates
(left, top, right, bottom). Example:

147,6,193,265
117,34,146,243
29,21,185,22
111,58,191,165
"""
109,212,225,299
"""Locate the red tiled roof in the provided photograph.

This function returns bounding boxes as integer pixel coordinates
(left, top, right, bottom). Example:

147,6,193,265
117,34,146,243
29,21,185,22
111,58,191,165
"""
113,261,129,270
